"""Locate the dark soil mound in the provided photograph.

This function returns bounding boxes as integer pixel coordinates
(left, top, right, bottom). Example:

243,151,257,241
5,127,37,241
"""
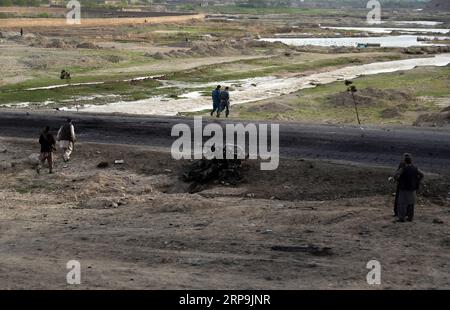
247,102,294,113
414,107,450,127
182,156,246,193
380,107,401,119
326,87,413,107
441,106,450,113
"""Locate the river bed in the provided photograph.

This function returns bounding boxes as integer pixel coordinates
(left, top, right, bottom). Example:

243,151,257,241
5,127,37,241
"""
62,53,450,116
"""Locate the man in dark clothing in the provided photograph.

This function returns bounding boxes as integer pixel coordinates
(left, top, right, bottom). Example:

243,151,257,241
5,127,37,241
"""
219,86,230,118
393,153,410,217
38,126,56,174
394,156,424,222
210,85,221,117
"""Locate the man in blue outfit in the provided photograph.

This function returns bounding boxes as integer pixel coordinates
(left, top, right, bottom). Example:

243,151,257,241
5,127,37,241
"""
219,86,230,118
210,85,221,117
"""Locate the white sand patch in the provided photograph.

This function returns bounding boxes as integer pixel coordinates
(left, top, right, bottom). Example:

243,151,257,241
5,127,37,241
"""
3,102,30,108
26,82,104,91
389,21,444,26
25,76,163,91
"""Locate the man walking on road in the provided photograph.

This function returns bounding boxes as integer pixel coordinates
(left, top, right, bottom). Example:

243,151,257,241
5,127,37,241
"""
394,155,424,222
210,85,221,117
57,118,76,162
219,86,230,118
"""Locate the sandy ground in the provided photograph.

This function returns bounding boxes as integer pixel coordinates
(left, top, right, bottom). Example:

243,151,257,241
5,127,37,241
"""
0,137,449,289
0,6,65,15
0,14,205,28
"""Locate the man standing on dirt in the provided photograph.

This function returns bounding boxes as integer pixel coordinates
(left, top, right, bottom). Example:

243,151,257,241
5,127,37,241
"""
392,153,411,217
57,118,76,162
219,86,230,118
394,155,424,222
210,85,221,117
38,126,56,174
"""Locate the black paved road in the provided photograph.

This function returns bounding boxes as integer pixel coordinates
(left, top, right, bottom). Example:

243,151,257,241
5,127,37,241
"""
1,111,449,172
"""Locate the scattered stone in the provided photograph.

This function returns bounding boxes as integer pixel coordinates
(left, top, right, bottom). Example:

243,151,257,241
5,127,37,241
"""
433,218,444,224
27,153,40,164
114,159,124,164
97,161,109,169
0,163,10,170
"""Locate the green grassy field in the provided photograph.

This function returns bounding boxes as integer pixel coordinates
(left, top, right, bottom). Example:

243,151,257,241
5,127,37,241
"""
0,78,165,109
0,51,405,108
233,66,450,125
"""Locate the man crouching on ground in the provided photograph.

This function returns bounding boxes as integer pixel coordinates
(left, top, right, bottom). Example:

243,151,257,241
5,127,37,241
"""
57,118,76,162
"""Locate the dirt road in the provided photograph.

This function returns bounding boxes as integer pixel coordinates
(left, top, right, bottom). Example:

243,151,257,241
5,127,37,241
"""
1,111,449,172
